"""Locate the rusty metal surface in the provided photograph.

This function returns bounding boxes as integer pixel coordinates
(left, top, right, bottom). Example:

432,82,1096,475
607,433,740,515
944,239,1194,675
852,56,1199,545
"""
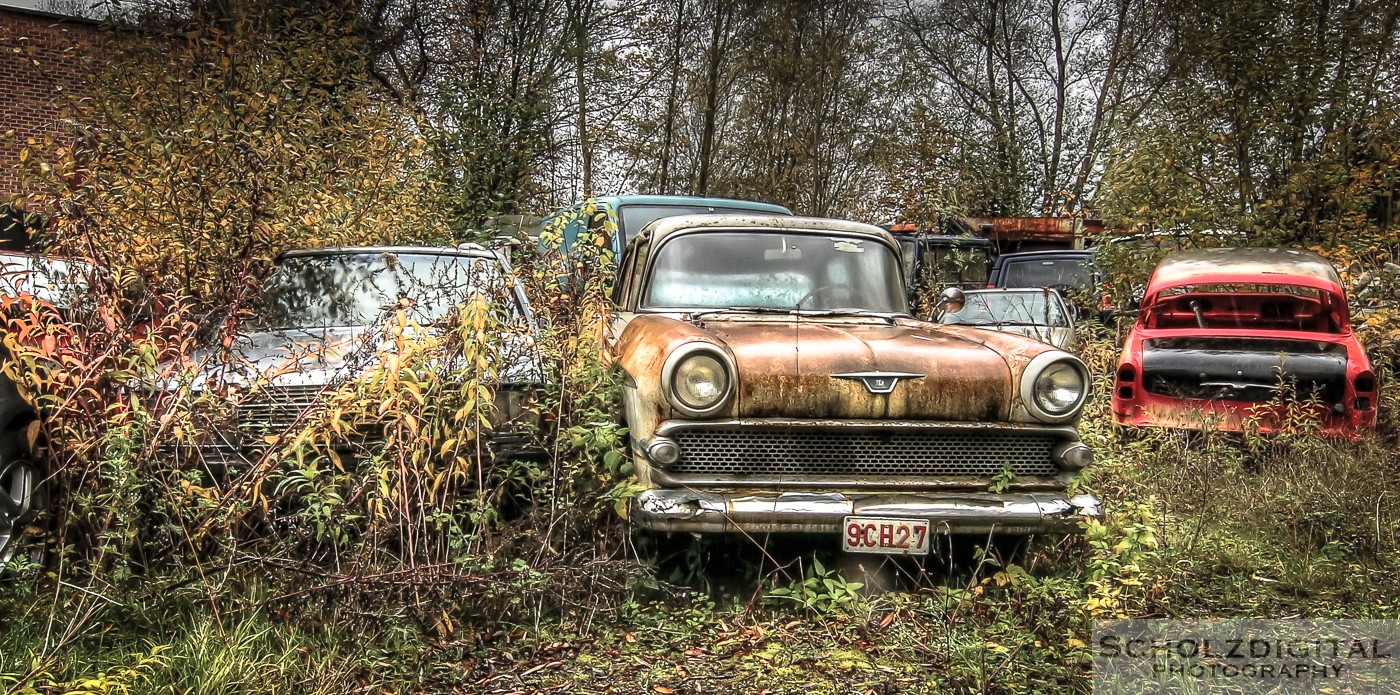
961,216,1103,242
703,317,1012,421
611,218,1091,519
614,314,1072,486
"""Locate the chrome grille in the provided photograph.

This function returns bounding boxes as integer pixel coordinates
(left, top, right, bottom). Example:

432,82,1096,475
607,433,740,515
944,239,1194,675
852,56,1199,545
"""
236,384,329,433
669,426,1061,478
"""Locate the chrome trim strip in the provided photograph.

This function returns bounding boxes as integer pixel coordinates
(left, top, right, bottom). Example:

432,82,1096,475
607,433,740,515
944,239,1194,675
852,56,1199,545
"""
656,418,1082,437
650,470,1073,490
632,489,1101,534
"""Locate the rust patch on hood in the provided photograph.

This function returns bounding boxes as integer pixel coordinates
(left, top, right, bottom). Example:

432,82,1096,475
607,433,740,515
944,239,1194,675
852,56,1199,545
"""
703,317,1015,421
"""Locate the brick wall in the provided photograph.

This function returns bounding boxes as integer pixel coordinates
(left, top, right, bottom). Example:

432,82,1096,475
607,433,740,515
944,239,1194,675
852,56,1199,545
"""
0,7,102,249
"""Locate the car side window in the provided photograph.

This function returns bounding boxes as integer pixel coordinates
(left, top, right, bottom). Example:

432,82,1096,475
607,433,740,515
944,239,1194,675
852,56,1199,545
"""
618,237,650,310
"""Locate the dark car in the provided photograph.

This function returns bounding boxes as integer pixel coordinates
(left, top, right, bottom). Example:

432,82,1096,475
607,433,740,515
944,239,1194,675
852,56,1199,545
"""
540,195,792,268
0,252,116,572
987,250,1094,291
894,233,997,305
0,347,39,573
986,249,1103,316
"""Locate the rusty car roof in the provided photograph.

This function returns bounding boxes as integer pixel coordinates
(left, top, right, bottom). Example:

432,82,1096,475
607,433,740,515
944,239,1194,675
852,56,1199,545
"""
1147,247,1343,292
638,214,897,248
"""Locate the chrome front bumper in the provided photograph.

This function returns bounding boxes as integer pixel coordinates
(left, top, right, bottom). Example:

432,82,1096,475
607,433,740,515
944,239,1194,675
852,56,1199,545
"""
632,489,1101,535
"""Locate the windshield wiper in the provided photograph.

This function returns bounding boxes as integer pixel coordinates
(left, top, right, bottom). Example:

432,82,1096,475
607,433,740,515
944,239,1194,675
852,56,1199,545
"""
795,308,900,324
688,306,798,320
688,307,903,324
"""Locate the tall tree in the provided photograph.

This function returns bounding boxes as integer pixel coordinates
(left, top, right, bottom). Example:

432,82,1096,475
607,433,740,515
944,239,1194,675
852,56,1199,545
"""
25,2,442,303
1100,0,1400,243
422,0,576,233
889,0,1167,216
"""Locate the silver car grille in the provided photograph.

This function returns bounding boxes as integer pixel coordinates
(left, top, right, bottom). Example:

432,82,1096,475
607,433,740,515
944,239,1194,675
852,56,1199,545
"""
668,426,1061,478
236,384,331,434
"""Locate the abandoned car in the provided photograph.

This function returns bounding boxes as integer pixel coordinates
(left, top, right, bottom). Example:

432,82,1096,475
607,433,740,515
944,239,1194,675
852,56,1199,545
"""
1111,248,1377,437
162,246,543,466
933,287,1077,350
610,215,1098,553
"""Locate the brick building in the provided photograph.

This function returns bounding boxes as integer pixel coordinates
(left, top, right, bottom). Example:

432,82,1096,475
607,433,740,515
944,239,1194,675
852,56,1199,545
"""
0,3,101,249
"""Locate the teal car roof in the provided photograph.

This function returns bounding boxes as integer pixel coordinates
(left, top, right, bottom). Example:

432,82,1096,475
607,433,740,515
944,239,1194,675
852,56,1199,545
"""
591,195,791,214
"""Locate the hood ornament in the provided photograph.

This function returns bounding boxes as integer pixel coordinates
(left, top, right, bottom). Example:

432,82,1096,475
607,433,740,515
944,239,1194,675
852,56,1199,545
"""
832,371,924,394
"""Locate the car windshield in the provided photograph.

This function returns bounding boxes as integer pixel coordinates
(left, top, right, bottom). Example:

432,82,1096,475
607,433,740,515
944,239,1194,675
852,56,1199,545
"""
642,231,907,313
1002,257,1091,290
940,291,1068,327
0,255,99,309
618,204,779,247
256,252,516,330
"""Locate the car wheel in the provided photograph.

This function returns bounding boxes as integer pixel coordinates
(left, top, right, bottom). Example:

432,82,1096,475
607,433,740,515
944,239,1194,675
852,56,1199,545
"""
0,432,44,574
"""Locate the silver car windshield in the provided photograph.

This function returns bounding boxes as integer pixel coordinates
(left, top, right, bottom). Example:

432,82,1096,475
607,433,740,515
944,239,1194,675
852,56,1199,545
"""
941,291,1068,327
0,255,99,310
642,232,906,313
256,252,516,330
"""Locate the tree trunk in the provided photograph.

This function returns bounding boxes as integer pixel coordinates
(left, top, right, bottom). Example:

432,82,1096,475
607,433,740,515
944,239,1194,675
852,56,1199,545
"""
574,0,595,196
658,0,686,193
696,0,727,196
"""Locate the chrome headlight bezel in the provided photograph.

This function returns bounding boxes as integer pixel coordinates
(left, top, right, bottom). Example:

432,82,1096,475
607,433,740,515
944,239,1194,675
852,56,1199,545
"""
1019,352,1090,423
661,342,735,418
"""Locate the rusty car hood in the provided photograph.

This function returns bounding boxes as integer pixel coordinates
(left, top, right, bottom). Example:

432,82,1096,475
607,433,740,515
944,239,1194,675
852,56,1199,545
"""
695,316,1014,420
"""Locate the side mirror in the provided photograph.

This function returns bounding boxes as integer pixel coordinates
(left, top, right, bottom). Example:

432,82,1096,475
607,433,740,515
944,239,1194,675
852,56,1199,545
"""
933,287,965,316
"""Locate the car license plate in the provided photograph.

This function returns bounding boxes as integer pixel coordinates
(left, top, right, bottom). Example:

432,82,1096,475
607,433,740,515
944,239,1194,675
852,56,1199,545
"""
842,516,930,555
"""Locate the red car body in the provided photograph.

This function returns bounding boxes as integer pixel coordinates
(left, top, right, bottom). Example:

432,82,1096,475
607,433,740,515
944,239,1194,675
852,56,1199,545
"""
1112,248,1377,437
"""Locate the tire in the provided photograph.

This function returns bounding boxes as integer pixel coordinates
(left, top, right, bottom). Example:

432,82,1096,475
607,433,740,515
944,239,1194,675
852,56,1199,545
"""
0,430,43,574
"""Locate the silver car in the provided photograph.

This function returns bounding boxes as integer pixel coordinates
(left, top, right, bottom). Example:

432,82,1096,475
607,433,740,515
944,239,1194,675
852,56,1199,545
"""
932,287,1077,350
164,245,544,467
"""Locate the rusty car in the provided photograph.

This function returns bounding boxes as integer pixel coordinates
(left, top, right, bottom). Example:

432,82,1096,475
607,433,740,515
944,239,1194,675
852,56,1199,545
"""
609,215,1099,554
1111,248,1377,437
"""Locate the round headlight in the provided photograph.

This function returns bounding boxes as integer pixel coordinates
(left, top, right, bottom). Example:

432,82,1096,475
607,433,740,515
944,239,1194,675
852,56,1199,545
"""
672,352,729,412
1033,360,1086,416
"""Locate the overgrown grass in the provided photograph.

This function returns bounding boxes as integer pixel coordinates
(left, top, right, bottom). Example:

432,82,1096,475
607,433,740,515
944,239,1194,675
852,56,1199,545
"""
3,302,1398,693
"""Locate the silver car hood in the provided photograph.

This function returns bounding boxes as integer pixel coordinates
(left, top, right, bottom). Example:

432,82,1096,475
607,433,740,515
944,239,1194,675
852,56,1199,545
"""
978,324,1075,350
165,325,544,392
